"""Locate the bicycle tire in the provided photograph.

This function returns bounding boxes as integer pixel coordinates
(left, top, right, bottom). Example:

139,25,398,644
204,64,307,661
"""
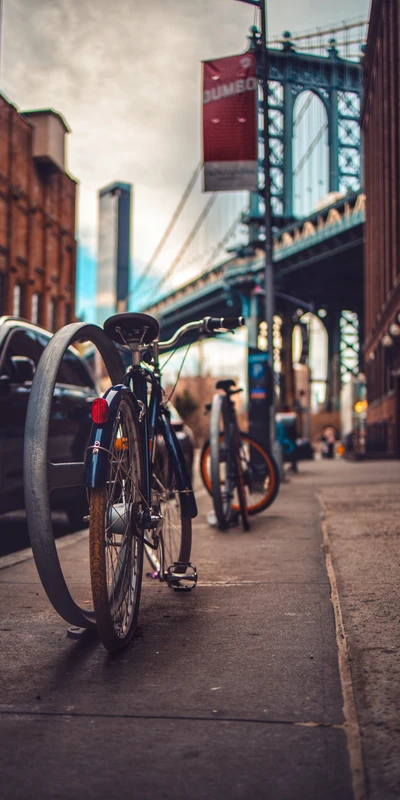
148,439,192,578
200,432,280,516
234,432,250,531
89,395,144,651
209,394,237,530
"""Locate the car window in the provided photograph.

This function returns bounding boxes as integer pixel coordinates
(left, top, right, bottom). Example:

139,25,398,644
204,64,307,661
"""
56,348,95,388
0,328,95,389
0,329,48,380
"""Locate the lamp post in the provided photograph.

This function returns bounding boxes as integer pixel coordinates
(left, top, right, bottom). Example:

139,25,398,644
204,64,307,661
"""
236,0,275,447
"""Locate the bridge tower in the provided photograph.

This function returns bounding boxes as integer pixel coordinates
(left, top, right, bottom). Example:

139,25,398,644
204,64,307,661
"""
245,27,363,417
248,27,362,227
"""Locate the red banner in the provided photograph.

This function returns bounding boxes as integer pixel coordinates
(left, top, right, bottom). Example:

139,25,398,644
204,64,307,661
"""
202,53,258,192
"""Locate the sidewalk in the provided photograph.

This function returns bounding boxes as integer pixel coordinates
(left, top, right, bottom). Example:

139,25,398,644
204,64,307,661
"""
317,459,400,800
0,458,398,799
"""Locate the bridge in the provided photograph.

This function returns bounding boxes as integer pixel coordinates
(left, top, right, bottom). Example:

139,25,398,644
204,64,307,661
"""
134,18,367,415
147,191,365,333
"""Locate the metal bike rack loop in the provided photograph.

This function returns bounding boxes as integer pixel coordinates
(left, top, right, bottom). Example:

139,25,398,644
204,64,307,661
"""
24,322,125,629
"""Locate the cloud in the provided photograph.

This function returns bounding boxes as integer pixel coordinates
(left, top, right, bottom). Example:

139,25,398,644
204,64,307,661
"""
2,0,369,316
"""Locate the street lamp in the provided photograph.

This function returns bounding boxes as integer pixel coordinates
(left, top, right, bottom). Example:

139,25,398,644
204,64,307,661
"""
236,0,275,447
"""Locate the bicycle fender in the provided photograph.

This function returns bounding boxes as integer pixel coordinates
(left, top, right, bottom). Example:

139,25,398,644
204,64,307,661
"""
84,385,139,489
158,412,198,519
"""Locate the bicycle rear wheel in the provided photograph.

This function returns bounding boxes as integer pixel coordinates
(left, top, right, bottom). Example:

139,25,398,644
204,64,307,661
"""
200,432,280,516
89,396,143,652
209,394,236,530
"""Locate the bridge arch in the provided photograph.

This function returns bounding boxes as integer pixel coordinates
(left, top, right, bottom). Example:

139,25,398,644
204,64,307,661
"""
258,32,363,223
292,90,330,218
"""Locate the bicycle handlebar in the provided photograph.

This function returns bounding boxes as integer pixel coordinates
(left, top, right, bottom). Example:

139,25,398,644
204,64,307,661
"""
203,316,245,333
158,316,245,352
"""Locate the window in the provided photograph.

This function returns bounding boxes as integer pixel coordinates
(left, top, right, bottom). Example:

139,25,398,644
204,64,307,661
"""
31,293,41,325
0,329,48,380
13,284,24,317
48,298,55,331
56,348,95,388
64,304,72,325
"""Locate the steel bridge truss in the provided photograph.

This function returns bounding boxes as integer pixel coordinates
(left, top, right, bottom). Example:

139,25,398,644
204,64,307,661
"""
248,30,362,224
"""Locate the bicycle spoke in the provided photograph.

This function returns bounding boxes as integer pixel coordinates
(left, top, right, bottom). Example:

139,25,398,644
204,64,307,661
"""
89,397,144,651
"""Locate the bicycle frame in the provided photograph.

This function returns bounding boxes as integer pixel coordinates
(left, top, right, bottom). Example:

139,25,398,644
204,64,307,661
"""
84,350,197,518
84,315,245,525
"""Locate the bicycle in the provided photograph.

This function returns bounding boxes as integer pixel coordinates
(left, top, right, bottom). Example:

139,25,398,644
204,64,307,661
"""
200,380,280,531
85,311,244,651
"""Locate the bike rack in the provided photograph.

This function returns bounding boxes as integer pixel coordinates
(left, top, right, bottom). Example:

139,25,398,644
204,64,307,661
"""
24,322,125,629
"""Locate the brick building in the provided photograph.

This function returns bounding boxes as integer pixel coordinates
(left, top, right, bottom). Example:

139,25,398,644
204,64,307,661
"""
362,0,400,456
0,93,77,331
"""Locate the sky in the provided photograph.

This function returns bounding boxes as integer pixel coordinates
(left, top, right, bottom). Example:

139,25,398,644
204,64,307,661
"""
0,0,370,322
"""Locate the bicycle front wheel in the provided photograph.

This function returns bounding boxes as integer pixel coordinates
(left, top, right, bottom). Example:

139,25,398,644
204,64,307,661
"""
201,432,280,516
89,396,144,652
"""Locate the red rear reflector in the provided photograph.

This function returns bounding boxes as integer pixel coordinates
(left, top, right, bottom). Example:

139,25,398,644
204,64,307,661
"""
92,398,109,424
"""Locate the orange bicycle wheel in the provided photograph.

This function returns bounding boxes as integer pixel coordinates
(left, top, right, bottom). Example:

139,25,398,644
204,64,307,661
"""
200,432,280,516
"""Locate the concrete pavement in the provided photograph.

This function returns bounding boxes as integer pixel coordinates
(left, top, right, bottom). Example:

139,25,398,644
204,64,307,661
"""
0,458,398,799
318,461,400,800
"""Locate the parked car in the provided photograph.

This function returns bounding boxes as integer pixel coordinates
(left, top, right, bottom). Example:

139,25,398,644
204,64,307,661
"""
0,316,98,530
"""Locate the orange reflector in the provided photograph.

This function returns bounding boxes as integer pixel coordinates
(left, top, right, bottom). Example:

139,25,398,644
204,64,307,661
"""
115,437,129,451
91,398,109,424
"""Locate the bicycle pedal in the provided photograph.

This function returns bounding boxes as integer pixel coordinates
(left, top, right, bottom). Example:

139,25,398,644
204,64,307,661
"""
166,562,198,591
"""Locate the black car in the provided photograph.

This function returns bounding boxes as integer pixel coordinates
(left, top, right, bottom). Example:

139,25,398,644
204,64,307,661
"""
0,317,98,529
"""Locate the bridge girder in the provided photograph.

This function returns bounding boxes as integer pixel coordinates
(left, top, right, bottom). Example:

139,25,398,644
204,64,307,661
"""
144,193,364,341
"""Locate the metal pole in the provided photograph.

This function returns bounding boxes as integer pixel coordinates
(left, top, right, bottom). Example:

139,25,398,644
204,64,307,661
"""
260,0,276,446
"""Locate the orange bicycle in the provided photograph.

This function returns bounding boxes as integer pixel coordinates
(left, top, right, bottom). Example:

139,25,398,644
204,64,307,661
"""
200,381,280,530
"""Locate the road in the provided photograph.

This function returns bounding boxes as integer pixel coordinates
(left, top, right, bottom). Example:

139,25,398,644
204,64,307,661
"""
0,458,398,799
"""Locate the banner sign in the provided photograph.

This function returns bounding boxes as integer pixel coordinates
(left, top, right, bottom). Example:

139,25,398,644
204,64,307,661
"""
202,53,258,192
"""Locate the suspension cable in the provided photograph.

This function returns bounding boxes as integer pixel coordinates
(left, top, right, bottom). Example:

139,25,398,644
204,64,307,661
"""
293,92,313,128
133,161,203,293
203,208,247,272
156,194,218,292
293,122,328,177
268,18,368,46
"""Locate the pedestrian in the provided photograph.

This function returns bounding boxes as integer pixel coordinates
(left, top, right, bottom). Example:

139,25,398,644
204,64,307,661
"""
321,426,336,458
276,418,298,472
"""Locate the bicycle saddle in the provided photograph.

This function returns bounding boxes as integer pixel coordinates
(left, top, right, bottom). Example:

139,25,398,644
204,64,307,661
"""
216,379,236,392
103,312,160,345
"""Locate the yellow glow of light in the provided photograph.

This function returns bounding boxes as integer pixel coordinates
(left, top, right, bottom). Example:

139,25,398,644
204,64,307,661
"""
354,400,368,414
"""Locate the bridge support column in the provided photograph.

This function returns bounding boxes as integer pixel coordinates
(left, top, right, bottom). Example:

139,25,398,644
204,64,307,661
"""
280,311,295,410
246,291,273,451
283,83,295,219
325,309,342,411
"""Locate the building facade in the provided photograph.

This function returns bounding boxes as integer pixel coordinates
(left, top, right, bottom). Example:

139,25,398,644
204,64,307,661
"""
96,182,131,327
362,0,400,456
0,94,77,331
